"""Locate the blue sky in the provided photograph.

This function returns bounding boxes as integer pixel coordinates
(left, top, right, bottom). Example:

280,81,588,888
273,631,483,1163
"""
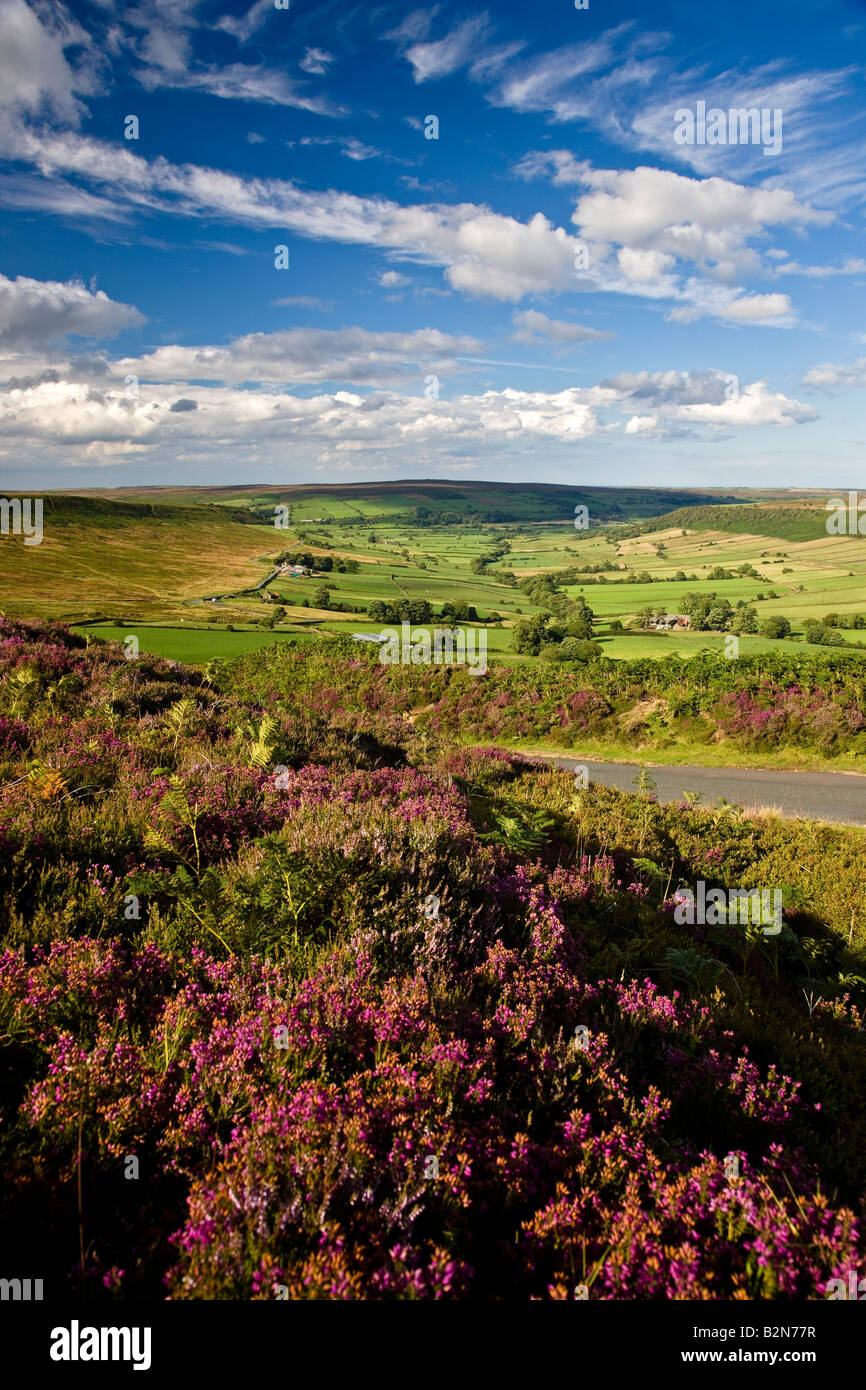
0,0,865,489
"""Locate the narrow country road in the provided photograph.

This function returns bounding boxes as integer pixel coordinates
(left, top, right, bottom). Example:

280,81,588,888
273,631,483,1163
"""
531,755,866,827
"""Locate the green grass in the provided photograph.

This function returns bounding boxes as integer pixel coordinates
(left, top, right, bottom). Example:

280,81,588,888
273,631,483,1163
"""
71,624,313,662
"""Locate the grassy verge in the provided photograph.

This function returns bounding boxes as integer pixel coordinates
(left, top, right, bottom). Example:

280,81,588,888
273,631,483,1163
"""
467,735,866,777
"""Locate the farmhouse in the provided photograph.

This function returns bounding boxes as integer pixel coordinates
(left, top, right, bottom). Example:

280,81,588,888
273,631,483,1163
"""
650,614,691,630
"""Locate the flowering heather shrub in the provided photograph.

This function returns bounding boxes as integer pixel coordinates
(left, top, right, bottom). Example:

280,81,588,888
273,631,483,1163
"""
713,684,866,750
0,621,864,1301
217,643,866,758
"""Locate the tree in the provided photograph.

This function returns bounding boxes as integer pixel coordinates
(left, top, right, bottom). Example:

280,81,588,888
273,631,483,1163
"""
513,613,556,655
706,601,733,631
759,615,791,639
804,619,845,646
313,586,331,610
407,599,433,624
731,605,758,634
556,637,603,661
566,609,594,640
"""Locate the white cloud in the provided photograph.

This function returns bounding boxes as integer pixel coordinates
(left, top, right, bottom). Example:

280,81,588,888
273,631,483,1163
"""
0,126,831,319
271,295,333,311
571,166,829,273
0,378,607,455
803,358,866,389
514,150,592,187
379,271,411,288
135,61,343,115
603,369,815,431
215,0,275,45
624,415,659,436
0,352,817,470
300,48,334,76
511,310,613,344
0,274,143,351
717,293,792,322
772,257,866,279
457,17,866,210
0,0,98,123
0,127,588,301
116,326,482,386
670,380,816,428
404,16,491,83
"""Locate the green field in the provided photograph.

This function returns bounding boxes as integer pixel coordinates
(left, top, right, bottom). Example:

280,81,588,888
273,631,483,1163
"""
71,624,314,662
1,483,863,668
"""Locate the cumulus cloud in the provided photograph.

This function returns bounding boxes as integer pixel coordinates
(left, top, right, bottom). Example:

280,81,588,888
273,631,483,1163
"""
379,271,411,288
116,326,482,387
0,378,607,457
514,156,828,317
0,274,144,351
717,293,792,322
0,0,98,123
803,358,866,389
624,414,660,436
571,166,829,275
602,369,815,432
0,350,816,472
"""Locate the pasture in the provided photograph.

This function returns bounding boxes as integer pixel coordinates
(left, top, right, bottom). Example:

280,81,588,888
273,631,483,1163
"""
2,485,864,666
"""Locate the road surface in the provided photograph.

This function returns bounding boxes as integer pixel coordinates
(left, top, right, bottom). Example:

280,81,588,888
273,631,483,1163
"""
533,755,866,827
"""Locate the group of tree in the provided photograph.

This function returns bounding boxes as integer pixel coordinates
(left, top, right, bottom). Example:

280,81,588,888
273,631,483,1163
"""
469,541,511,575
275,549,359,574
366,599,481,625
633,595,864,648
512,596,601,661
